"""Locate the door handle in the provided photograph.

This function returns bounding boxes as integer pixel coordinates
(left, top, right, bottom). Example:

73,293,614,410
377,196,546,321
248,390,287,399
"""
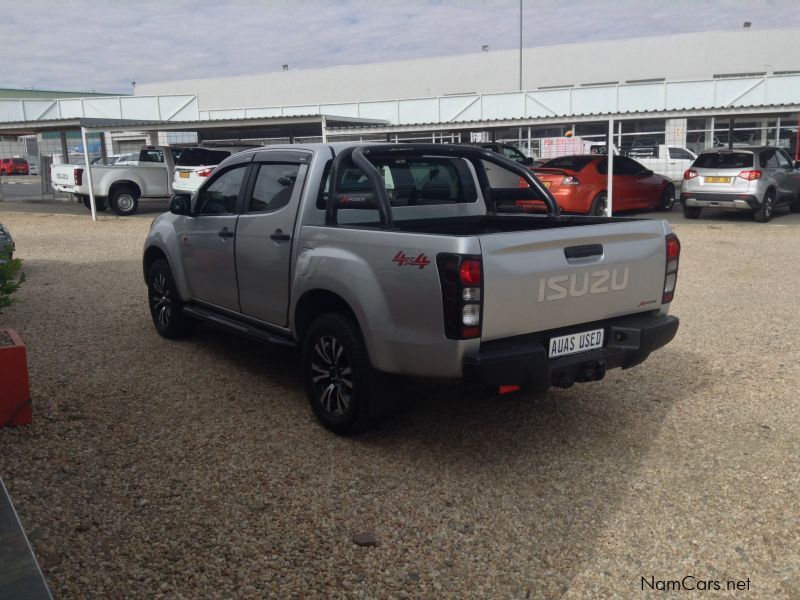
270,229,291,242
218,227,234,239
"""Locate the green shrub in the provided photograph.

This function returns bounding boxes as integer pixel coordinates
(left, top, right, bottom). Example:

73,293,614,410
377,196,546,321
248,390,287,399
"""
0,243,25,315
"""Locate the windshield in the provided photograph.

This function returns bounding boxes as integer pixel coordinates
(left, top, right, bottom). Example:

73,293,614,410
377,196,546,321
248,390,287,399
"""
538,156,595,171
693,152,753,169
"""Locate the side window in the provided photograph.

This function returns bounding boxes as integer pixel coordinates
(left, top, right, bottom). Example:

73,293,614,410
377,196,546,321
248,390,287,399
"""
759,150,778,169
775,150,792,169
502,146,525,162
613,156,643,175
669,147,694,160
248,163,300,213
196,165,246,215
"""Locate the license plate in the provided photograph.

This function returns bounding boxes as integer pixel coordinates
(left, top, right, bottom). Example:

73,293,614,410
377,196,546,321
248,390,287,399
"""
704,176,730,183
179,171,190,178
542,181,551,189
548,328,604,358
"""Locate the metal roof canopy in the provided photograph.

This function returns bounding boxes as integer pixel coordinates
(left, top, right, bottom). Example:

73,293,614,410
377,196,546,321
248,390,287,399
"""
0,114,389,135
326,103,800,136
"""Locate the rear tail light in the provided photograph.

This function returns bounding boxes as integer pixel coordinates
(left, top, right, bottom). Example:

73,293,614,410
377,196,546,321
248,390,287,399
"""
74,168,83,185
197,168,213,177
437,254,483,339
737,169,762,181
662,233,680,304
683,169,698,180
561,175,580,185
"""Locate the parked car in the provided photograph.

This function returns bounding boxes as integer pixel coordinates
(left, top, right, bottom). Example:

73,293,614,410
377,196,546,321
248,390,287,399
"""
590,143,696,182
50,146,226,216
468,142,534,166
28,163,39,176
532,155,675,215
680,146,800,222
0,158,29,176
0,223,14,260
144,143,681,434
172,147,240,194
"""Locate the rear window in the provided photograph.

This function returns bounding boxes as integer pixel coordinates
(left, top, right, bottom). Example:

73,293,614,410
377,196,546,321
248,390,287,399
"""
317,156,478,209
539,156,595,171
692,152,753,169
176,148,231,167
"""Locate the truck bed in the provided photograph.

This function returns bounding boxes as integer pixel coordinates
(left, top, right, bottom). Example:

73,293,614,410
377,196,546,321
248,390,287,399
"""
340,214,645,236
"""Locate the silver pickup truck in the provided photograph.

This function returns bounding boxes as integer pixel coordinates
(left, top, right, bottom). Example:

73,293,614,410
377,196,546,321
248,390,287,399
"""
143,143,680,434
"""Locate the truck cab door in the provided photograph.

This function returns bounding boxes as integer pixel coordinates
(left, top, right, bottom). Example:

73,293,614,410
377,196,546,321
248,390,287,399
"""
177,160,251,311
235,150,310,326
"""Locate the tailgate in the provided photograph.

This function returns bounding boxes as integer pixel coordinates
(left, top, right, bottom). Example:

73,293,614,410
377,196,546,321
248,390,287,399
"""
51,165,76,183
479,220,670,341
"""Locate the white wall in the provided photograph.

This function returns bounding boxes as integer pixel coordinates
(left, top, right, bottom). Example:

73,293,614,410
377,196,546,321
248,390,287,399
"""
136,29,800,110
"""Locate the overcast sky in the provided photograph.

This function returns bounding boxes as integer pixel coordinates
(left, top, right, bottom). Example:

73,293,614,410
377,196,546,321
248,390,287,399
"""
2,0,798,94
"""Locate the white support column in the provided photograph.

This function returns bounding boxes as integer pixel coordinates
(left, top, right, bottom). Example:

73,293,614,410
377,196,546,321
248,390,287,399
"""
607,119,614,217
80,127,97,222
527,126,531,157
775,116,781,146
320,116,328,143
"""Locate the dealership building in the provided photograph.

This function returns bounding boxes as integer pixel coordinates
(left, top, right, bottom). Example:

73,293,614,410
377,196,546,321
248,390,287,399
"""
1,27,799,167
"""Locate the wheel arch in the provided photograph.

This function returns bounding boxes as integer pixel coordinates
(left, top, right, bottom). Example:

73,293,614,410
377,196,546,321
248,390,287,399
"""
143,245,168,283
108,179,141,198
294,289,360,344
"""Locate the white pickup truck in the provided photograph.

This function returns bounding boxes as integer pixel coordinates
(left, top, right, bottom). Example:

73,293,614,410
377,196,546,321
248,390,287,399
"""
590,143,697,183
51,146,231,216
627,144,697,182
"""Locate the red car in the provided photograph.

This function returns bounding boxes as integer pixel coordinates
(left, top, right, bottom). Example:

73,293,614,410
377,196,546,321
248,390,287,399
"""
531,155,675,215
0,158,29,176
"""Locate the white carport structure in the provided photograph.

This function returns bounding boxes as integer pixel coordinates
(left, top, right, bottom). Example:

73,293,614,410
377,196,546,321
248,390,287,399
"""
0,111,388,220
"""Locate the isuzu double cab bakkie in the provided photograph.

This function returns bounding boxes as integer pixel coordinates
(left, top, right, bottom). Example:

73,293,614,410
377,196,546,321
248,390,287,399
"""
143,143,681,434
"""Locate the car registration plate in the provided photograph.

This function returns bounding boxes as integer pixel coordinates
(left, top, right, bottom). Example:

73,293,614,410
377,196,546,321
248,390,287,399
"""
548,328,604,358
179,171,189,178
704,176,730,183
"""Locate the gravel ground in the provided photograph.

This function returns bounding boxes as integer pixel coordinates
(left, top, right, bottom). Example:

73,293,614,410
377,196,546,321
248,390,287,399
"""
0,209,798,599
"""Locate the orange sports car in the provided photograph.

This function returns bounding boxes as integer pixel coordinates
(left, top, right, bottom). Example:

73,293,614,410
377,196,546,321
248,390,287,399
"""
531,155,676,215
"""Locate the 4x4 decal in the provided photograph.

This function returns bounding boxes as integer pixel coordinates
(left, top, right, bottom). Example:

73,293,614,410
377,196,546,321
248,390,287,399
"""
392,251,431,269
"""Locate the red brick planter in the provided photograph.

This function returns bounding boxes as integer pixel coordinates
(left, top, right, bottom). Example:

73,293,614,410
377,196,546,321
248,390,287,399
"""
0,329,31,427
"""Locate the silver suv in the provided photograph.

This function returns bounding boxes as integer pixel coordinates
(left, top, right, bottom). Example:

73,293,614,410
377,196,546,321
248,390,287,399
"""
680,146,800,222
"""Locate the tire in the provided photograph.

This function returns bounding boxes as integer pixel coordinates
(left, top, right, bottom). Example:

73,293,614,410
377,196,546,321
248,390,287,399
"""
682,204,702,219
590,193,608,216
302,312,373,435
657,185,675,211
109,186,139,216
80,195,108,211
753,189,775,223
147,259,196,339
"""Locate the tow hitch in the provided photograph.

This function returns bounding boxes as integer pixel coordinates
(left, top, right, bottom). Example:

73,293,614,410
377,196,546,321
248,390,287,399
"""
552,360,607,389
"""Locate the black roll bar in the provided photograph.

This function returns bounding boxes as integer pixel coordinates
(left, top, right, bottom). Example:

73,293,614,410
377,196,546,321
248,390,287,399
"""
327,143,559,228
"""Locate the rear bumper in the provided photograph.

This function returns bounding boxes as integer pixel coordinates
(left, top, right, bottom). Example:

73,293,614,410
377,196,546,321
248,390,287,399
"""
463,312,679,390
680,192,759,210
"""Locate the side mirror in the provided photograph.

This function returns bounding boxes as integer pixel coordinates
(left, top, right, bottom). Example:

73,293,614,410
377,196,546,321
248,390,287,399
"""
521,156,534,166
169,193,192,216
